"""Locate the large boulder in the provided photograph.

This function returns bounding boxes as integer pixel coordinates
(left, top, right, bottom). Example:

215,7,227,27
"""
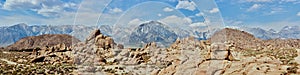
86,29,101,43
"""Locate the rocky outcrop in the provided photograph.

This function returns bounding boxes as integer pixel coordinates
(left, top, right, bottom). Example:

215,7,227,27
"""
6,34,80,51
72,29,123,72
29,43,73,63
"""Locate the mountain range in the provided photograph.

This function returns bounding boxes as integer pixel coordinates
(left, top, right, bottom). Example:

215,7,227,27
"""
233,26,300,40
127,21,178,47
0,22,299,47
0,23,94,47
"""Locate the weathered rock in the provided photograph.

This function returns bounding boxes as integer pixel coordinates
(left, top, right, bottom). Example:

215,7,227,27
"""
211,50,229,60
117,44,124,49
206,43,231,60
94,31,116,50
17,59,28,63
86,29,101,42
295,49,300,64
211,43,228,51
30,56,46,62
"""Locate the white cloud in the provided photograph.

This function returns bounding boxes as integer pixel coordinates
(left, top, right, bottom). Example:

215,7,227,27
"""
196,12,204,16
0,11,78,26
69,0,114,26
247,4,262,12
128,18,144,27
160,15,192,27
243,0,273,2
280,0,300,4
37,5,63,17
109,8,123,13
297,12,300,16
209,8,220,13
0,0,114,26
3,0,41,10
2,0,78,17
168,0,177,2
158,14,162,17
265,7,286,15
175,1,196,11
163,7,174,12
281,0,296,2
225,19,243,25
189,22,207,27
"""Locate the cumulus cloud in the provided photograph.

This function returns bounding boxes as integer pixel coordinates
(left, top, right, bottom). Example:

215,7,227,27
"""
209,8,220,13
3,0,41,10
168,0,177,2
225,19,243,25
163,7,174,12
71,0,114,25
196,12,204,16
297,12,300,16
109,8,123,13
158,14,162,17
2,0,78,17
265,7,286,15
0,0,114,26
160,15,192,27
243,0,273,2
37,5,62,17
247,4,262,12
175,1,196,11
0,11,78,26
128,18,144,27
281,0,296,2
189,22,207,27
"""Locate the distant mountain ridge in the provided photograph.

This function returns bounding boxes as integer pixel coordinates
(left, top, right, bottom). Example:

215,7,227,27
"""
127,21,178,47
0,22,208,47
229,26,300,40
106,21,209,47
0,24,96,47
1,23,300,47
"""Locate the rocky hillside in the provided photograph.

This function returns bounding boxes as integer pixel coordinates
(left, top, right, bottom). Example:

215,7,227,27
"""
6,34,80,51
210,28,300,51
209,28,262,49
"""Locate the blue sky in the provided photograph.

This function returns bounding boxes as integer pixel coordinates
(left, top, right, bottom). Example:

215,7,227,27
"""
0,0,299,30
217,0,300,30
